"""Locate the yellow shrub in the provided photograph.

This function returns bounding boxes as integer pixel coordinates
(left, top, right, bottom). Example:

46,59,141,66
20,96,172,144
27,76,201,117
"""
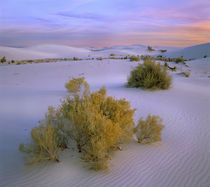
61,78,135,169
134,115,164,144
19,122,60,164
129,55,140,62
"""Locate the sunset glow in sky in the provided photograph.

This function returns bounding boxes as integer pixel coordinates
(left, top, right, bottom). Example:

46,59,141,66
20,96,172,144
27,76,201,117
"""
0,0,210,47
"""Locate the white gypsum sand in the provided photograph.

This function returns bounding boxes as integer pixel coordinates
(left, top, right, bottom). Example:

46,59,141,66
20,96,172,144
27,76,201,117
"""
0,44,210,187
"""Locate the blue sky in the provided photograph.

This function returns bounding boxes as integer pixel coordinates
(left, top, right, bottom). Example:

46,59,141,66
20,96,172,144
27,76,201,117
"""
0,0,210,47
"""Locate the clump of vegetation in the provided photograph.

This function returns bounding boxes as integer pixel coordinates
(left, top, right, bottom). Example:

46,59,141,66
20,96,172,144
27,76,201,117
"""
110,53,115,56
175,56,185,63
168,65,177,72
19,119,61,164
134,115,164,144
178,71,190,78
1,56,6,63
129,55,140,62
16,62,22,65
160,50,167,53
164,62,168,68
127,59,172,90
20,77,136,170
73,57,79,61
96,57,103,60
62,78,135,170
203,55,207,58
147,46,155,51
184,72,190,77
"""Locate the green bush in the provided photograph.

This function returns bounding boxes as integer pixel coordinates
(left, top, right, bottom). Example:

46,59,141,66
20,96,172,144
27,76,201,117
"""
127,59,172,90
1,56,6,63
110,53,115,56
133,115,164,144
129,55,140,62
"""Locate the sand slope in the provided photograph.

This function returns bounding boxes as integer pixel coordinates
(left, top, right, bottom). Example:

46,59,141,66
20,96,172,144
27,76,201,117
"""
0,57,210,186
0,45,90,60
161,43,210,59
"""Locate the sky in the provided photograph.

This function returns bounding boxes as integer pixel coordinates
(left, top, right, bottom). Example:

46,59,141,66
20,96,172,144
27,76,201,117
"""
0,0,210,47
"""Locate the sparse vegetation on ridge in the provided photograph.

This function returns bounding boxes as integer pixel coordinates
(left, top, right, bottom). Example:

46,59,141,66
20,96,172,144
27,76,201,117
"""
1,56,6,63
127,58,172,90
129,55,140,62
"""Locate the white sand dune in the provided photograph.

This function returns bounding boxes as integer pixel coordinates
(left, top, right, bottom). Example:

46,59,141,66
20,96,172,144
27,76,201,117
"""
90,44,179,57
0,45,90,60
160,43,210,59
0,55,210,186
0,44,181,61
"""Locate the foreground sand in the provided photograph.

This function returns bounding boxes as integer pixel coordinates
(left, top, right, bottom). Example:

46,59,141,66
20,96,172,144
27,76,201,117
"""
0,58,210,187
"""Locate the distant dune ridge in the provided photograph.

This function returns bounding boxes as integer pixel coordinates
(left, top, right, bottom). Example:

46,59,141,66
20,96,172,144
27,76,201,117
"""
161,43,210,59
0,43,209,60
0,45,91,60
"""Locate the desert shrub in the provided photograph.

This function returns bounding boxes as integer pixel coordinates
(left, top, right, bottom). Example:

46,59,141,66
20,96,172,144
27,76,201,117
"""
147,46,155,51
175,56,185,63
11,60,15,63
133,115,164,144
73,57,79,61
168,65,176,72
16,62,22,65
184,72,190,77
1,56,6,63
110,53,115,56
19,123,60,164
96,57,103,60
61,77,135,170
178,72,190,78
160,50,167,53
129,55,140,62
19,106,69,164
127,59,172,90
65,77,90,96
